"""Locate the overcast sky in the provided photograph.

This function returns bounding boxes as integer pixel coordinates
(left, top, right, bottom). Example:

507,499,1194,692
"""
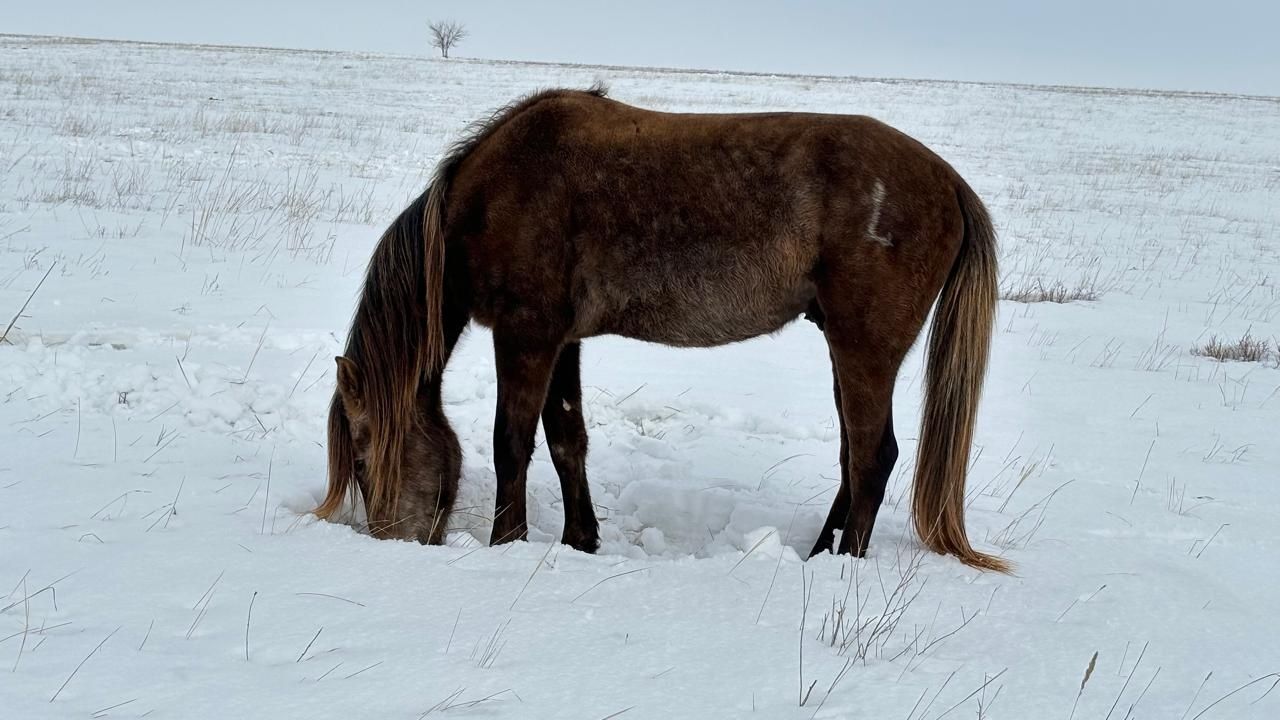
8,1,1278,96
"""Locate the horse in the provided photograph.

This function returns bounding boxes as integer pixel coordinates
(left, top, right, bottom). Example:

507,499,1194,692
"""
315,85,1008,572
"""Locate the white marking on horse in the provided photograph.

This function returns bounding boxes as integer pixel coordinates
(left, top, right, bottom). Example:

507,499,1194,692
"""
867,180,892,247
562,400,573,412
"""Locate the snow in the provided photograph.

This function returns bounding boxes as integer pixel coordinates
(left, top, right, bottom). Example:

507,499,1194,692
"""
2,34,1279,719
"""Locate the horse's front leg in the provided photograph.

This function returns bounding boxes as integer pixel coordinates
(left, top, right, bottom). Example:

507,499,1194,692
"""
490,333,562,546
540,342,599,552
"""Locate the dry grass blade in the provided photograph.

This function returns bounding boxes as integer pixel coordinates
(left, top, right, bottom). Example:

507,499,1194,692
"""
12,577,29,671
261,447,275,534
1,621,73,645
138,619,154,652
799,568,814,706
729,528,777,574
90,698,137,717
175,355,193,390
510,542,555,610
1,262,56,344
296,627,323,662
343,661,383,679
420,687,466,717
288,348,320,400
472,619,512,670
239,323,270,383
1106,641,1148,719
572,567,651,604
1070,651,1099,719
1124,667,1162,719
142,432,182,464
1,570,79,613
244,591,258,661
1181,672,1213,720
193,571,225,610
757,505,800,623
447,689,514,711
444,608,461,654
1130,438,1157,505
1189,673,1280,719
1193,524,1229,559
50,626,120,702
293,591,365,607
935,668,1007,718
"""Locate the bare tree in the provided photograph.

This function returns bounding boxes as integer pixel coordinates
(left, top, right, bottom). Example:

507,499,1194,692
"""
428,20,468,59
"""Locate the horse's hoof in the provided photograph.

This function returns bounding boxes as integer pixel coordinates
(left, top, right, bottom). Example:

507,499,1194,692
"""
562,529,601,554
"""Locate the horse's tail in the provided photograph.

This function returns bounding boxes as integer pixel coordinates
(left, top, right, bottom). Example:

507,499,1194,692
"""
315,180,448,527
911,182,1009,572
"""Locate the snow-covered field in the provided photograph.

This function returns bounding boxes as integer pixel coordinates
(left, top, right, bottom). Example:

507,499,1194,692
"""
2,33,1279,719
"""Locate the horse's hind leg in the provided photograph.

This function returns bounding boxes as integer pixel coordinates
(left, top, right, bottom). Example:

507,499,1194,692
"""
822,316,904,556
810,357,899,557
810,354,850,557
490,334,562,546
847,408,897,554
540,342,600,552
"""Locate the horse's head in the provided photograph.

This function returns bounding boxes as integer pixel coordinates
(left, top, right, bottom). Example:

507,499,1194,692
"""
322,355,460,544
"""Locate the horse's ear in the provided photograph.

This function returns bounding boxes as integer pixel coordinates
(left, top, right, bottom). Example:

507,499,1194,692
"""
334,356,362,410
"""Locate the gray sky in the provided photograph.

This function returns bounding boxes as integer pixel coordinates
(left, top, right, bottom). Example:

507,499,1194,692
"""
9,1,1278,96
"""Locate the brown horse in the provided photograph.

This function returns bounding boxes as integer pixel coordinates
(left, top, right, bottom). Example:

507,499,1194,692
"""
316,86,1008,572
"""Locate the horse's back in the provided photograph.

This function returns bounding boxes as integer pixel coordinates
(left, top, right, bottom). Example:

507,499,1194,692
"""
450,92,964,346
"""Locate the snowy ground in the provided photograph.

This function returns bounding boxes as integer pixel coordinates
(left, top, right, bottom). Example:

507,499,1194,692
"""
2,34,1279,719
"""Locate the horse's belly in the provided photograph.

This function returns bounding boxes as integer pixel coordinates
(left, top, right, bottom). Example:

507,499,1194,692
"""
580,270,817,348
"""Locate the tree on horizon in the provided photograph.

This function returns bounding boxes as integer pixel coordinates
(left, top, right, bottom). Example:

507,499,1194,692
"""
428,20,467,59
